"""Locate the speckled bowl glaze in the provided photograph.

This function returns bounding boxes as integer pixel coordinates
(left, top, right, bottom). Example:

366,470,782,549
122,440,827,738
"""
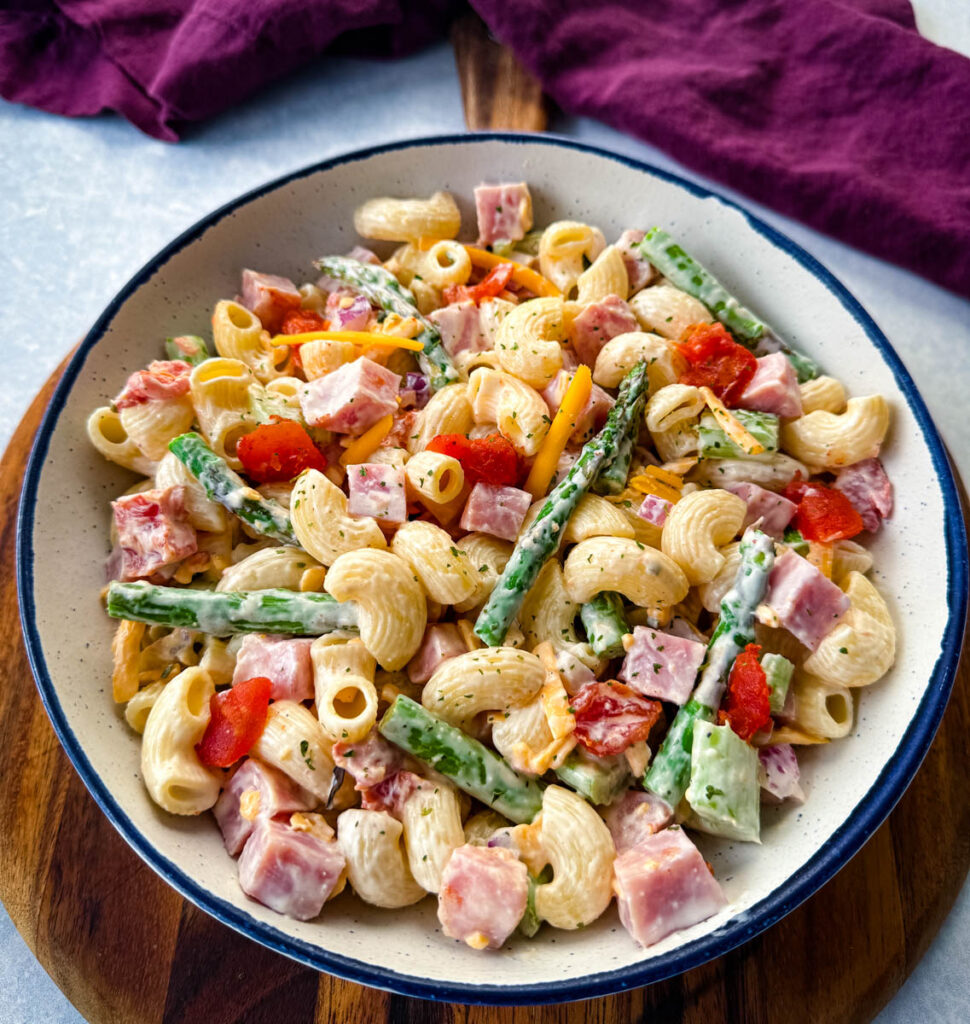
17,134,968,1004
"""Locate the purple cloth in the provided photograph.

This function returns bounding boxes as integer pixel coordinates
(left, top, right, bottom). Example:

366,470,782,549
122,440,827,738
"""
2,1,969,296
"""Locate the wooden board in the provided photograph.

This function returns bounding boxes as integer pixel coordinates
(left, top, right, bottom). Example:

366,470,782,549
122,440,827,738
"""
3,25,970,1021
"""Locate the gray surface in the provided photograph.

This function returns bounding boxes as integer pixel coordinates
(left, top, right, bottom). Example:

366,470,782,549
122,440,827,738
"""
1,17,969,1024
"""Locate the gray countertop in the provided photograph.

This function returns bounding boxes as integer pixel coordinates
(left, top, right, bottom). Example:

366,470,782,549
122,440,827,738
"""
1,12,969,1022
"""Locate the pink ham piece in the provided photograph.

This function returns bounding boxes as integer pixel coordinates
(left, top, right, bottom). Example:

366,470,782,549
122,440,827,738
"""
614,229,655,293
110,486,197,581
213,758,315,856
551,449,581,488
738,352,803,418
237,817,346,921
474,182,533,245
619,626,706,705
347,463,407,523
408,623,467,685
603,790,673,854
613,827,727,948
300,357,400,435
834,458,893,532
360,769,426,819
542,371,614,445
325,291,372,332
240,269,302,332
637,493,673,528
724,481,797,538
460,483,532,542
232,634,314,702
758,744,805,804
765,549,850,651
114,360,191,409
556,645,598,694
569,295,639,368
345,245,380,265
333,731,406,791
437,844,528,949
428,300,489,357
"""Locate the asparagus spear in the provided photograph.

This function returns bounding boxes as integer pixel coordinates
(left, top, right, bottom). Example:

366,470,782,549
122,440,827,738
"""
168,432,297,545
378,696,544,824
554,746,631,805
106,581,358,635
164,335,210,366
314,255,458,389
580,592,630,658
637,228,820,382
591,426,636,496
643,527,775,806
474,360,650,646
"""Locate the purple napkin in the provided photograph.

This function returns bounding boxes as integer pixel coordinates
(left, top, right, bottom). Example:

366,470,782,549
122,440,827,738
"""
2,1,969,296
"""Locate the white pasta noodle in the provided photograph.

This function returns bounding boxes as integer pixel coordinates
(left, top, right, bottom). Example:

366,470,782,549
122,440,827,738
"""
405,451,464,505
391,520,479,606
661,489,747,586
831,539,874,583
787,673,855,739
125,679,166,734
250,699,336,801
493,297,565,388
337,809,426,908
629,283,713,340
120,395,195,462
401,782,465,893
593,331,687,393
215,545,320,592
212,299,279,382
575,245,629,303
155,451,228,533
188,357,259,469
299,339,357,380
354,191,461,243
799,375,846,415
454,533,513,614
311,636,378,743
422,240,472,288
290,468,386,566
780,396,890,470
197,635,238,687
87,406,158,476
538,221,605,296
408,383,474,455
466,367,549,457
141,667,221,815
645,383,706,434
688,451,807,492
696,541,742,613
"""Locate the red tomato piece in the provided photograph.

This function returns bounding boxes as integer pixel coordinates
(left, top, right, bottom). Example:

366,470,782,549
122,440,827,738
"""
443,263,516,306
783,478,864,543
237,418,328,483
425,432,519,486
279,308,328,335
721,644,772,742
570,681,662,757
196,676,272,768
677,322,757,406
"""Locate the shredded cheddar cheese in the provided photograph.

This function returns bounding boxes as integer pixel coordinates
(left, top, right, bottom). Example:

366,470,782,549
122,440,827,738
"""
699,386,766,455
807,540,834,578
339,414,394,467
524,365,592,499
644,464,684,491
629,474,682,505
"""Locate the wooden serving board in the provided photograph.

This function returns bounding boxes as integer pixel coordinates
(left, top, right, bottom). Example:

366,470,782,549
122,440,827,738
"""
4,20,970,1023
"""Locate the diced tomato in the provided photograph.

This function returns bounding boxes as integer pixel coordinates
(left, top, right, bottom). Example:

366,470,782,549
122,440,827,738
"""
425,432,519,486
196,676,272,768
443,263,516,306
236,418,328,483
279,308,328,335
720,644,772,742
782,477,864,543
570,681,662,757
677,322,757,406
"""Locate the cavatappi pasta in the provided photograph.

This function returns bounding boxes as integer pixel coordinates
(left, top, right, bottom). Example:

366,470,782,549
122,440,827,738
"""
93,182,896,952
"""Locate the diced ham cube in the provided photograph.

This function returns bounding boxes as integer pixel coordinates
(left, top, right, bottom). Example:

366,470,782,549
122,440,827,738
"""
637,493,673,528
758,744,805,804
114,360,191,409
237,817,346,921
474,182,533,246
300,357,400,435
460,483,532,542
613,827,728,948
619,626,706,705
333,731,406,791
325,292,372,331
360,769,426,819
551,449,582,488
408,623,467,684
232,634,315,702
428,300,489,357
764,549,849,651
110,486,197,582
213,758,315,856
723,481,797,538
542,371,614,445
347,462,407,522
738,352,803,418
345,245,380,265
556,644,598,694
603,790,673,853
569,295,639,368
240,269,302,332
834,458,893,533
614,229,656,293
437,844,528,949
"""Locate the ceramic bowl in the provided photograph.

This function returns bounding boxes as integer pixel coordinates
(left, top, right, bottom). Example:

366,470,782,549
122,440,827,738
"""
17,134,968,1004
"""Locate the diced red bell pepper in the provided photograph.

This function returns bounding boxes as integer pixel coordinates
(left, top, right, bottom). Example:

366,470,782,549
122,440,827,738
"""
678,322,757,407
279,308,328,335
570,681,662,757
783,478,864,543
443,263,516,306
237,418,328,484
720,644,772,742
425,432,519,486
196,676,272,768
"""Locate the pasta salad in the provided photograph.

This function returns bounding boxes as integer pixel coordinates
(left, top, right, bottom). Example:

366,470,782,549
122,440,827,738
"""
93,182,895,952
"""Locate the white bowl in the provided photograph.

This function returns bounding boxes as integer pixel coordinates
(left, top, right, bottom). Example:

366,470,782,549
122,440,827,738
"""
18,134,968,1004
